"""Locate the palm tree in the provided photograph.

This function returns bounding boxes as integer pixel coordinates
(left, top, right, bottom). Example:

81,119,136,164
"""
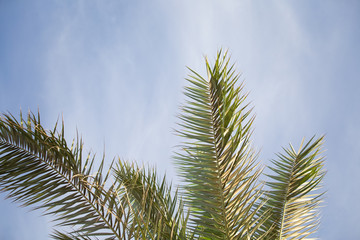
0,51,325,239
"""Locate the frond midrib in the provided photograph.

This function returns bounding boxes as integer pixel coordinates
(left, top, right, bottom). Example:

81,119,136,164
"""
206,76,232,239
277,155,297,240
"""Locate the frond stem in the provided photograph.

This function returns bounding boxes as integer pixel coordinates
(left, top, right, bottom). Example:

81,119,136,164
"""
278,155,297,240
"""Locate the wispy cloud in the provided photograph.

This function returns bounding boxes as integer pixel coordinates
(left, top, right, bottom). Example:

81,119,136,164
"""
1,1,359,239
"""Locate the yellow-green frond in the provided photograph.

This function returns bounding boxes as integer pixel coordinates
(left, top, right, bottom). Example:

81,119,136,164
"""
175,50,265,239
260,136,325,240
113,161,191,240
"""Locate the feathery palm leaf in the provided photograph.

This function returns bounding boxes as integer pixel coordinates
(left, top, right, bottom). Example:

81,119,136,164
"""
0,50,326,240
0,112,126,238
259,136,325,239
0,112,188,239
113,161,191,240
175,51,267,239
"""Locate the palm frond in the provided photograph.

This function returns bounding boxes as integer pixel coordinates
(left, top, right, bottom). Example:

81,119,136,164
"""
113,161,191,240
51,230,93,240
259,136,325,239
0,50,327,240
175,50,266,239
0,112,122,238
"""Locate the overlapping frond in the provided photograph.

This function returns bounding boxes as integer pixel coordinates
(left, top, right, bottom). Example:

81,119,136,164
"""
259,136,325,239
51,230,93,240
0,112,192,239
175,51,266,239
113,162,191,240
0,50,326,240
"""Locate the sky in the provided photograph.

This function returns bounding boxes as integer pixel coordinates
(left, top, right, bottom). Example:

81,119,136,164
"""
0,0,359,239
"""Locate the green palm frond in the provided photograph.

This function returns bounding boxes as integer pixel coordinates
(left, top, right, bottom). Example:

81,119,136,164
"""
0,50,326,240
113,161,191,240
0,112,123,238
259,136,325,239
0,112,192,239
51,230,93,240
175,51,266,239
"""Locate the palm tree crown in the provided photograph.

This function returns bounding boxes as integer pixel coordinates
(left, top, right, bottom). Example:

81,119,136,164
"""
0,51,325,239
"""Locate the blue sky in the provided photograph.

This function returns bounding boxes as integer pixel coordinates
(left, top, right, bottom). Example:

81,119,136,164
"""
1,1,359,239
